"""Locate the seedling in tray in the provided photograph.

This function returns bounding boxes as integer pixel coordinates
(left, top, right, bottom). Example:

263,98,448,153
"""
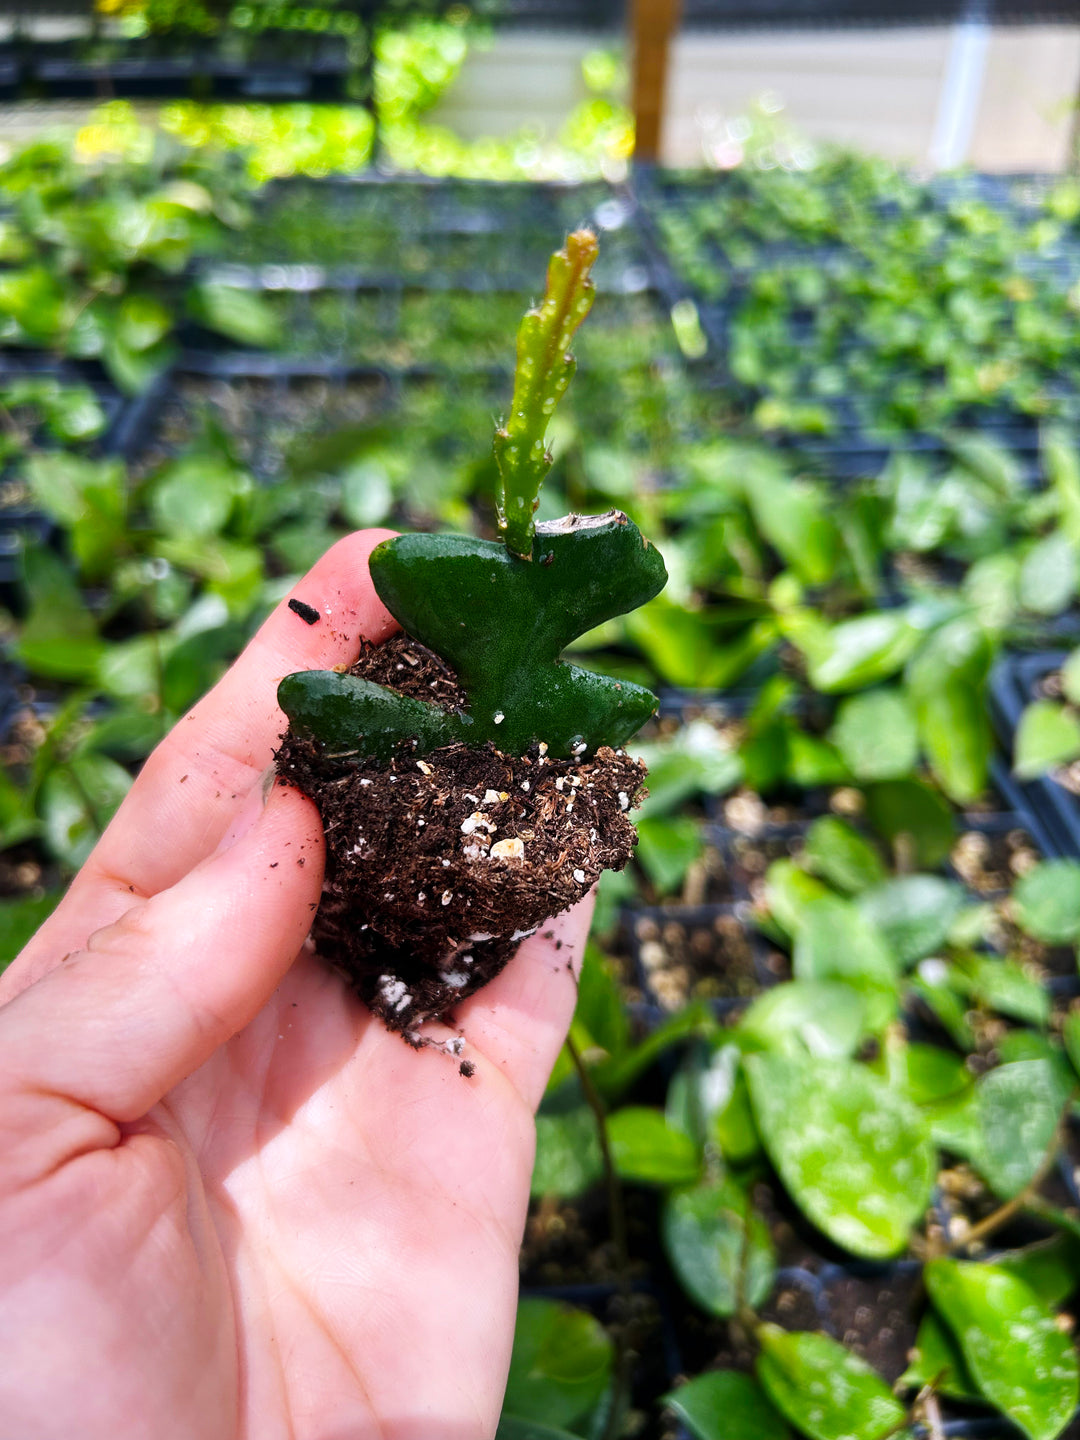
275,231,668,1059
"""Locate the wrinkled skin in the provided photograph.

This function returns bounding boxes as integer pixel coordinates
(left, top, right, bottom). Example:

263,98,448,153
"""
0,531,592,1440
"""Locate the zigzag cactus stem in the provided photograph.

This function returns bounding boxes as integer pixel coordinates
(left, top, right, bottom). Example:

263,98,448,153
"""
493,227,599,559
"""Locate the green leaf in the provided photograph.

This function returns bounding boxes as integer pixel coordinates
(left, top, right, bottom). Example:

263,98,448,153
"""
738,980,870,1061
864,779,955,869
532,1101,603,1199
494,230,598,557
116,292,173,352
41,753,132,869
911,675,991,803
883,1040,972,1107
187,281,283,348
504,1297,613,1431
496,1420,582,1440
745,1052,934,1258
973,1060,1065,1200
1014,700,1080,779
756,1325,907,1440
97,636,162,702
102,334,173,395
151,453,239,539
0,890,61,970
664,1370,790,1440
636,719,742,816
742,469,838,586
955,954,1051,1027
791,895,899,1029
16,545,102,681
283,517,667,761
573,943,630,1060
662,1179,776,1318
857,875,964,964
830,689,918,780
925,1259,1079,1440
802,816,886,894
1019,530,1078,615
997,1234,1080,1307
904,617,992,803
1013,860,1080,944
635,814,704,896
607,1107,701,1186
900,1308,982,1401
762,859,831,938
790,609,923,693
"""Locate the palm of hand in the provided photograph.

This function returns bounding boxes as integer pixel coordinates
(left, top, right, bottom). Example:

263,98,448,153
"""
0,533,586,1440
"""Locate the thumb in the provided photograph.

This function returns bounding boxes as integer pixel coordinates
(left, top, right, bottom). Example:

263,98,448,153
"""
0,781,323,1164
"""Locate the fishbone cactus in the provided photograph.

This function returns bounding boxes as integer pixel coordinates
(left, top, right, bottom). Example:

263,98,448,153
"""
278,230,667,764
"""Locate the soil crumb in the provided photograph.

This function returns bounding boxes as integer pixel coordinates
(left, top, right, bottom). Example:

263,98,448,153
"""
276,634,647,1043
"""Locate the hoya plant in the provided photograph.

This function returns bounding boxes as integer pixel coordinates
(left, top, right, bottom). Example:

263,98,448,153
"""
275,230,667,1051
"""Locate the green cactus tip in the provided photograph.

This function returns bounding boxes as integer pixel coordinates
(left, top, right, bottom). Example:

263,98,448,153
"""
493,227,599,559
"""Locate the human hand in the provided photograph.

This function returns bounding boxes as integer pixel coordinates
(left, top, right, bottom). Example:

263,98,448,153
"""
0,531,592,1440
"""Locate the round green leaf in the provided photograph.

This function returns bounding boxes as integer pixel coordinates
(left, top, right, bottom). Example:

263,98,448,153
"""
1015,700,1080,780
532,1103,603,1199
802,816,887,894
504,1298,613,1431
974,1060,1065,1200
857,875,964,964
925,1259,1079,1440
1013,860,1080,944
607,1107,701,1186
665,1370,790,1440
745,1052,934,1258
738,980,869,1061
830,688,918,780
865,779,955,869
756,1325,907,1440
662,1179,776,1318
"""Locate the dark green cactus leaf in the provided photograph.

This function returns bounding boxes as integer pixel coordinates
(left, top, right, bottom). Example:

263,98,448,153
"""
277,670,463,765
493,229,598,559
278,510,667,762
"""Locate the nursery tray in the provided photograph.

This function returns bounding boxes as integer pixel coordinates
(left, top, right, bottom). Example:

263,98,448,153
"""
214,177,653,296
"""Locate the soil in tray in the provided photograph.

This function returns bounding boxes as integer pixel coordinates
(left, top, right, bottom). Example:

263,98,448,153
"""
520,1187,666,1289
138,373,392,482
674,1174,922,1383
950,817,1042,897
632,908,789,1010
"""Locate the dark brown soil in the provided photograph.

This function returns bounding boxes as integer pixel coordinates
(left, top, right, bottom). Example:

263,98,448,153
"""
633,909,789,1010
950,822,1040,896
276,634,647,1048
822,1268,921,1383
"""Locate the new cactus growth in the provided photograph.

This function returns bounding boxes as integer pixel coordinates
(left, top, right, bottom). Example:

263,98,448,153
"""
278,231,666,763
274,231,667,1052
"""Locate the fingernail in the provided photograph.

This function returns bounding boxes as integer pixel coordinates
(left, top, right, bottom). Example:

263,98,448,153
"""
213,773,271,856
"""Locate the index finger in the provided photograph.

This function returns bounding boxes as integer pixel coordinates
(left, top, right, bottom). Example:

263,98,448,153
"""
7,529,396,988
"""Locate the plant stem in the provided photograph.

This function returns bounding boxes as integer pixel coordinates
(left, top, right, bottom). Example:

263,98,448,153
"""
493,229,598,558
566,1031,630,1440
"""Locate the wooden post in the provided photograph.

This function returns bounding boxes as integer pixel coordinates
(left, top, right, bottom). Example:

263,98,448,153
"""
631,0,682,164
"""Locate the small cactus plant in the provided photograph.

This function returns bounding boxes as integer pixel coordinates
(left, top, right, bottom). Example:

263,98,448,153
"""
278,229,667,763
274,231,667,1050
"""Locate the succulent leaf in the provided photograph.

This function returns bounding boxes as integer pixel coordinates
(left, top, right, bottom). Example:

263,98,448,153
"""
279,511,667,762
